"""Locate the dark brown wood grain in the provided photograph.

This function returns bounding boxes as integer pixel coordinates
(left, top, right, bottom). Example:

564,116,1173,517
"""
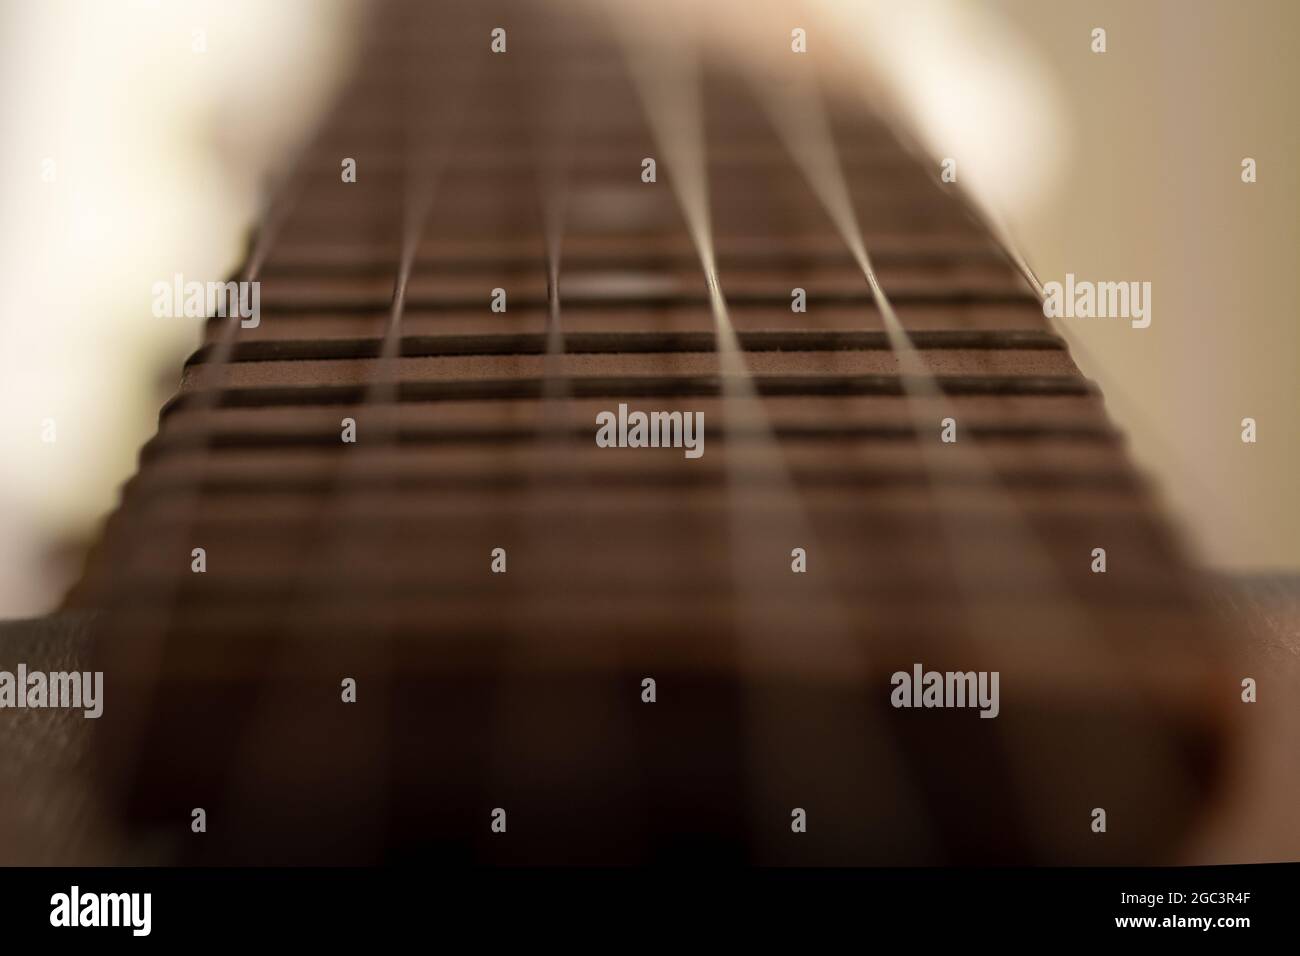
46,0,1243,865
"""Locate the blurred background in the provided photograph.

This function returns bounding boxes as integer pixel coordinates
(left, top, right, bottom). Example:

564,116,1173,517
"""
1,0,1297,617
0,0,359,613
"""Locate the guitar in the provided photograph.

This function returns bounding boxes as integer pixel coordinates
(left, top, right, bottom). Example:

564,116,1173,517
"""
66,0,1231,865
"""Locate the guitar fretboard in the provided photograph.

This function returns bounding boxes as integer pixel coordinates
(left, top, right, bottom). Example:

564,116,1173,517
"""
72,0,1228,865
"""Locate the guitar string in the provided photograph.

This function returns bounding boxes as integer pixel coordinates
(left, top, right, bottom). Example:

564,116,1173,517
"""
89,82,336,812
752,59,1160,831
611,8,932,860
211,13,483,853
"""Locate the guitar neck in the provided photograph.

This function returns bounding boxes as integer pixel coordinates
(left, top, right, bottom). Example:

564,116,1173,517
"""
74,0,1230,865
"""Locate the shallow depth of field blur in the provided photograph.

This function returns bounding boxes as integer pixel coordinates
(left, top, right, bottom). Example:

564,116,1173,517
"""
1,0,1297,616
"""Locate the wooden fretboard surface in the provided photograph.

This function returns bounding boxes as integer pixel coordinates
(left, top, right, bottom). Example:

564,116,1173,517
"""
71,0,1230,864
